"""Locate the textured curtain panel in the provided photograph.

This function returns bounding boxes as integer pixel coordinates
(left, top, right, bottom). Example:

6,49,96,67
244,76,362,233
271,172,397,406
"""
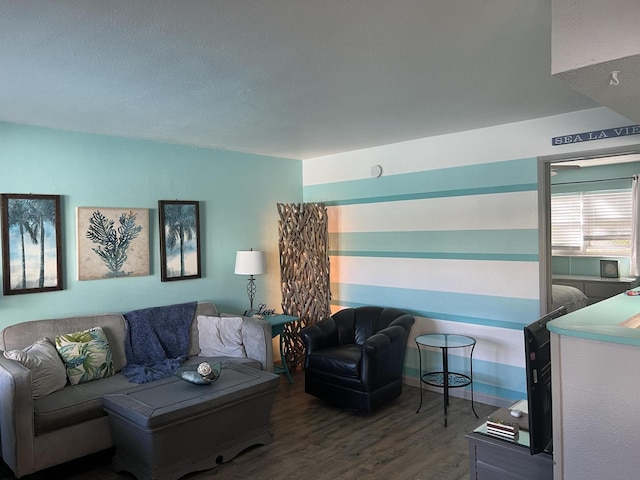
277,203,331,371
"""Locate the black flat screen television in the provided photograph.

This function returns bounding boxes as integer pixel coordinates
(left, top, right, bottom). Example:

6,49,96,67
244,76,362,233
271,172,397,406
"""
523,305,566,455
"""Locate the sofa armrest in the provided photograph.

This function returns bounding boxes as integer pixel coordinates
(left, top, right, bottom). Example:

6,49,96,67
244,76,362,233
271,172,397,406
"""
0,354,37,477
240,316,274,373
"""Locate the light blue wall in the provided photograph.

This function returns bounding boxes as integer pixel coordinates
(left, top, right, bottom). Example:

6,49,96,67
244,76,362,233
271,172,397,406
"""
0,122,302,327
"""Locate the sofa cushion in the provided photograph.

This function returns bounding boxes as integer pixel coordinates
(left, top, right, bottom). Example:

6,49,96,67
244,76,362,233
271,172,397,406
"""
55,327,115,385
33,372,140,435
197,315,247,358
188,302,219,356
3,338,67,398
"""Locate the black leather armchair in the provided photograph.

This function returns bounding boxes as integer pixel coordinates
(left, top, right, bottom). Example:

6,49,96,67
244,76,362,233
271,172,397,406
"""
299,306,415,413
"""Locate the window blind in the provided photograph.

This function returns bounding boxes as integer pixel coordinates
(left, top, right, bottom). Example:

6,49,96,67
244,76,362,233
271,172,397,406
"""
551,189,632,255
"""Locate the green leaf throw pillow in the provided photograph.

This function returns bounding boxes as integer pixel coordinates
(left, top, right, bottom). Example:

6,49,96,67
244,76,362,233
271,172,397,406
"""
55,327,115,385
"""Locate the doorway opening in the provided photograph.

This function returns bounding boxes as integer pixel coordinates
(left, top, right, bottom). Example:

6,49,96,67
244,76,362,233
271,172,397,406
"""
538,143,640,313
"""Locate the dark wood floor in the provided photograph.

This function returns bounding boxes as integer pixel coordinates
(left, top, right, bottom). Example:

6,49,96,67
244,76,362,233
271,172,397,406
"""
5,371,495,480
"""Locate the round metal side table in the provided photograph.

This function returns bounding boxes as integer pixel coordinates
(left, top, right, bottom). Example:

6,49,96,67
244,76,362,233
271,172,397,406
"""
415,333,478,426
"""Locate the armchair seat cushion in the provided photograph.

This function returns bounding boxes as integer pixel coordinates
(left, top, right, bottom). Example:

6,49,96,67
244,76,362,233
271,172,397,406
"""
307,345,361,378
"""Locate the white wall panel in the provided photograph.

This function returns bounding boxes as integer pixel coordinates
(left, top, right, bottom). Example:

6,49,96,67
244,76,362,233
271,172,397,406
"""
330,256,539,299
327,191,538,233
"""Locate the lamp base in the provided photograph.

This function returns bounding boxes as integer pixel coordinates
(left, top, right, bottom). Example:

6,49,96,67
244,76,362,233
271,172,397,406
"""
246,275,257,312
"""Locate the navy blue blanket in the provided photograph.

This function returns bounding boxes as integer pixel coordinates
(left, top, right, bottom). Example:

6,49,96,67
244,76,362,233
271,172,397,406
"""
122,301,197,383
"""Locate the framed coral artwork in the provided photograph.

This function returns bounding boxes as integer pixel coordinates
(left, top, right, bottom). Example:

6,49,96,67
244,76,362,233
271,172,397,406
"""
158,200,201,282
1,194,63,295
76,207,149,280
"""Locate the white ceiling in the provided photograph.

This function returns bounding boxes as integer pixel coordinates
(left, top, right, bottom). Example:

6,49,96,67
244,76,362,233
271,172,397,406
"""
0,1,602,160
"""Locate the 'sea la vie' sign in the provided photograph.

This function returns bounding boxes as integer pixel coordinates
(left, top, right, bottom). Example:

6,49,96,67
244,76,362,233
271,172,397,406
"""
552,124,640,146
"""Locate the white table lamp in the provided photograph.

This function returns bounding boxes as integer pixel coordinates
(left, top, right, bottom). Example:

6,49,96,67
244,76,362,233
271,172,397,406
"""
234,249,266,312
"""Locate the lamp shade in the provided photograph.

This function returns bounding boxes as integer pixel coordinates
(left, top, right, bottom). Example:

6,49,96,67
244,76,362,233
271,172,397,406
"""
234,250,266,276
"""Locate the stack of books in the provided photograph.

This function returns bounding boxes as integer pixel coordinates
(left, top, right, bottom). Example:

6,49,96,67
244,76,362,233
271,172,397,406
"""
486,417,519,440
485,407,528,441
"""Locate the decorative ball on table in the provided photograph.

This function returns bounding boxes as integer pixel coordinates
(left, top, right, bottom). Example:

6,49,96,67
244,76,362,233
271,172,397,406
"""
175,361,222,385
197,361,212,376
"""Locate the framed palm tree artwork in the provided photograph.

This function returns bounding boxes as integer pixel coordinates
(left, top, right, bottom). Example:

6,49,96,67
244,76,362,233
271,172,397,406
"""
1,194,63,295
158,200,201,282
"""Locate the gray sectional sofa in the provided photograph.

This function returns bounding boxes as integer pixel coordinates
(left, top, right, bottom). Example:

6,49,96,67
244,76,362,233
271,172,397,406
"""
0,301,274,478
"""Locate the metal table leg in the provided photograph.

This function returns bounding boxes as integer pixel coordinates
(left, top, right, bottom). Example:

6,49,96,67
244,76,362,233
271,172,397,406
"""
442,346,449,426
416,340,423,413
469,342,478,419
279,332,293,384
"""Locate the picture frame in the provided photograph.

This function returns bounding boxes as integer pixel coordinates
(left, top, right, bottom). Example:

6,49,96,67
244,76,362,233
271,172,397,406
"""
1,194,63,295
158,200,201,282
600,259,619,278
77,207,150,280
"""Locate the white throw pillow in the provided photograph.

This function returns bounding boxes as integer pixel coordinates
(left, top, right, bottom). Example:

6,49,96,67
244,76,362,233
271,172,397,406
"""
197,315,247,358
3,338,67,398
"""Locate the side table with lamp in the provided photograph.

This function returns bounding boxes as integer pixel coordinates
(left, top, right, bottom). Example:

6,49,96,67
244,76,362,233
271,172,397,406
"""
234,249,299,383
245,306,299,384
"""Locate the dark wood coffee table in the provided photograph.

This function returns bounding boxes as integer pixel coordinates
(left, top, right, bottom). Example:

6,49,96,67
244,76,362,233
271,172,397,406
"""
102,361,279,480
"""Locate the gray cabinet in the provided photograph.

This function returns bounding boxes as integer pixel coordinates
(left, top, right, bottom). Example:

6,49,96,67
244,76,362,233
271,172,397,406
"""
466,429,552,480
553,274,639,304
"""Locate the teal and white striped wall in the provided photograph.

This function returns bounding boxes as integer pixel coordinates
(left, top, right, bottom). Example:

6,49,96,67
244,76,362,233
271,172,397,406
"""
306,158,538,404
303,107,640,406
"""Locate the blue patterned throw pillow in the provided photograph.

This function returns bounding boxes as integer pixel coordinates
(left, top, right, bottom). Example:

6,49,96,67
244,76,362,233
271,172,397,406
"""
55,327,115,385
